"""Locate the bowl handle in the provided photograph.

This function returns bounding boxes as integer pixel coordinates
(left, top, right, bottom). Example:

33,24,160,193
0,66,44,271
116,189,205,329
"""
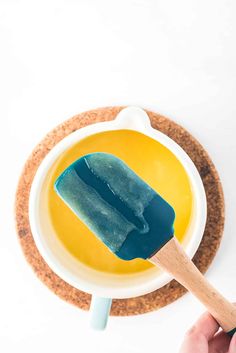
114,106,151,131
89,296,112,330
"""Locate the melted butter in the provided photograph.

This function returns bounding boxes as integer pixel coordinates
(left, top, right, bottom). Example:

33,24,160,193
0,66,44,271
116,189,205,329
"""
44,129,193,274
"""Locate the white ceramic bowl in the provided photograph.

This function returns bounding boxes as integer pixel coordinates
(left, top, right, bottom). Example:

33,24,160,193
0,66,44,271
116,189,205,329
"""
29,106,207,299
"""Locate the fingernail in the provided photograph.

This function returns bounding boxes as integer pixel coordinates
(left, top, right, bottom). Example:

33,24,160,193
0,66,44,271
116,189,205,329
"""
229,333,236,353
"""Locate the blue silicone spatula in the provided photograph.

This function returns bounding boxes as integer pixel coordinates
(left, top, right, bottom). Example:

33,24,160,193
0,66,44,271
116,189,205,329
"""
55,152,236,336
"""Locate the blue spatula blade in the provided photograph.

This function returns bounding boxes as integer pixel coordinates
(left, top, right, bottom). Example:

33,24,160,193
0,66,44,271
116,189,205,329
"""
54,153,175,260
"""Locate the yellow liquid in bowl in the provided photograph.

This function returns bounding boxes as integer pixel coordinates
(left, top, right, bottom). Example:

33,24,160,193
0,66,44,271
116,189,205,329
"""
45,129,193,275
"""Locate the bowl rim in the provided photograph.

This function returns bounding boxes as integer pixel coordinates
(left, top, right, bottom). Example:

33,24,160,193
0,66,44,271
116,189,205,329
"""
29,106,207,298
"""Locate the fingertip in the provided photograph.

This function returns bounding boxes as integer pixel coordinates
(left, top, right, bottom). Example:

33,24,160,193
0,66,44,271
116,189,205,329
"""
193,312,219,340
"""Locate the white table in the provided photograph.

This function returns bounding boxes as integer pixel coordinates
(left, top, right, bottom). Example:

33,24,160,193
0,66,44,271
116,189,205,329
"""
1,1,236,352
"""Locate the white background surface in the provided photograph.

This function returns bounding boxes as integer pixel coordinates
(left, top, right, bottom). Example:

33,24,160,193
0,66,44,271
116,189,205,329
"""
1,1,236,352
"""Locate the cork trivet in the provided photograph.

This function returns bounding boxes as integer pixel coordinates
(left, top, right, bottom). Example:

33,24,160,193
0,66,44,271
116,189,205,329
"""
15,107,224,316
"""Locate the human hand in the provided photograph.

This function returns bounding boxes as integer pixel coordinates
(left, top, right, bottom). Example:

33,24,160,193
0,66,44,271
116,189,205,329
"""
179,312,236,353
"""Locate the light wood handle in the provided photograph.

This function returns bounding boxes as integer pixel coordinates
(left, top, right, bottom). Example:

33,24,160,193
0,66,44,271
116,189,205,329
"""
150,238,236,332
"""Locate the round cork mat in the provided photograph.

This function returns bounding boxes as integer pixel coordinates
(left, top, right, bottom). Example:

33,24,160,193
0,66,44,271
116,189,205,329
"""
15,107,224,316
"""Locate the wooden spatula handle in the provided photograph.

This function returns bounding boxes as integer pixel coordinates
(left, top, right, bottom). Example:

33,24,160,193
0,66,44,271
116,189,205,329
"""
150,238,236,333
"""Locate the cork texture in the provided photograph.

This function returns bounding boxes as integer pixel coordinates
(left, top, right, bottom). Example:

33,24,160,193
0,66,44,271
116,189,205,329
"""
15,106,225,316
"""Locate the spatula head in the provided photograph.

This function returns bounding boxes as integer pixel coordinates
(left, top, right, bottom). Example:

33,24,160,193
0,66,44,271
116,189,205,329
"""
54,153,175,260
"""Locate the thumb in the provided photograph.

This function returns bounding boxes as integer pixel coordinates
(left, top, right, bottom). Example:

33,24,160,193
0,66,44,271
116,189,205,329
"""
228,333,236,353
